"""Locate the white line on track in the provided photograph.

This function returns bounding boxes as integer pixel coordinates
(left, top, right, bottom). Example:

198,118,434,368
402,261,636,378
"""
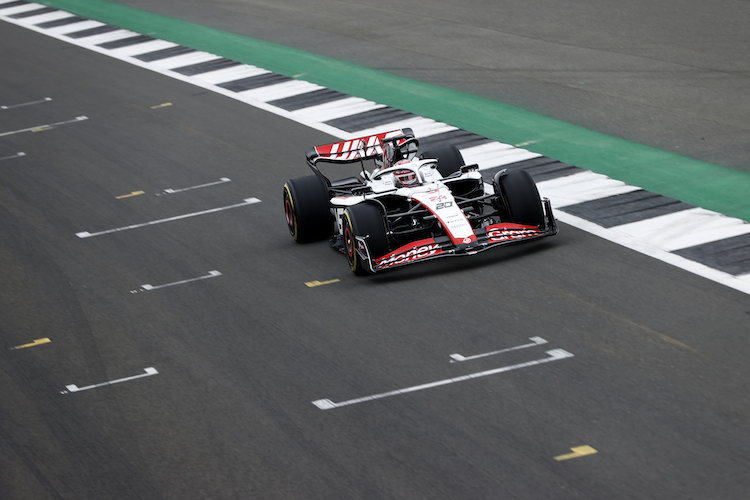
312,349,574,410
0,97,51,109
62,367,158,394
149,51,221,69
4,3,749,297
236,80,324,103
611,207,750,251
111,39,177,57
554,209,750,296
460,142,541,170
449,336,548,362
0,152,25,161
13,10,70,25
0,2,45,16
76,197,261,238
537,170,641,209
72,29,137,46
139,270,221,291
160,177,231,195
192,65,269,85
0,116,87,136
44,19,104,35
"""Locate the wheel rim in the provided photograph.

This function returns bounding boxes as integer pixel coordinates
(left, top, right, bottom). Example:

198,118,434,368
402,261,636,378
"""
344,226,354,259
343,212,356,270
283,187,297,238
284,199,294,228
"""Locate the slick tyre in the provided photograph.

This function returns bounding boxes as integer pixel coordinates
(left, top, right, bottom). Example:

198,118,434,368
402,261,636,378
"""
494,170,545,227
420,145,465,177
342,203,388,275
283,175,332,243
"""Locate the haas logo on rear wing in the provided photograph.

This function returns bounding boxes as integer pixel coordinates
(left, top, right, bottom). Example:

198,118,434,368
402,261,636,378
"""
306,128,415,165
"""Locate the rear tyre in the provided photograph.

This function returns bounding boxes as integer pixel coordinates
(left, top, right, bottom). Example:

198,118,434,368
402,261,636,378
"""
420,145,464,177
342,203,389,275
283,175,332,243
494,170,545,227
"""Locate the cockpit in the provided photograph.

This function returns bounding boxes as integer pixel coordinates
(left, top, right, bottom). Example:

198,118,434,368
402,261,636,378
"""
374,138,419,173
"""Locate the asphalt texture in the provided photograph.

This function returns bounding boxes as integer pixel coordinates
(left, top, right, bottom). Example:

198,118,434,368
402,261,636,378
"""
2,3,750,500
106,0,750,174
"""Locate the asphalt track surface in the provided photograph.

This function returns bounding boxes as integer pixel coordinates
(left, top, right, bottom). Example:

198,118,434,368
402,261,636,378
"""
1,3,749,500
106,0,750,176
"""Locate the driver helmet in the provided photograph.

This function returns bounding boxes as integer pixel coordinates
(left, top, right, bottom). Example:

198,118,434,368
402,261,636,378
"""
393,168,419,187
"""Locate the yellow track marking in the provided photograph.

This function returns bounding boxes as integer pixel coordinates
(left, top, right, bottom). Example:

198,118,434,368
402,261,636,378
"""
11,338,51,350
554,445,598,461
150,102,172,109
31,126,54,132
116,190,145,199
305,279,340,288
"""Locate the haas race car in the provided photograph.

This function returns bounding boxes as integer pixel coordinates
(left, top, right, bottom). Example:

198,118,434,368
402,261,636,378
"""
283,128,557,274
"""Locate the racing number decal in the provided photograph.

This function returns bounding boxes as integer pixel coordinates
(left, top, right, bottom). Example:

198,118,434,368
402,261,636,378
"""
411,189,476,246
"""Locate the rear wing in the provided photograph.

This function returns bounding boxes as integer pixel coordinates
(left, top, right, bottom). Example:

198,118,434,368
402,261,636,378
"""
305,128,415,173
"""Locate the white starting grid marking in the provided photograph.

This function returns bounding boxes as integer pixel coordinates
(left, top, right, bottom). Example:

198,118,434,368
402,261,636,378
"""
159,177,231,195
76,197,261,238
0,116,87,136
0,97,52,110
62,367,158,394
135,270,222,292
312,348,574,410
450,336,548,362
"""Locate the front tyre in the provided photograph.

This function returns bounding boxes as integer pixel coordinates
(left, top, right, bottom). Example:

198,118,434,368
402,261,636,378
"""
342,203,389,275
494,170,545,227
283,175,332,243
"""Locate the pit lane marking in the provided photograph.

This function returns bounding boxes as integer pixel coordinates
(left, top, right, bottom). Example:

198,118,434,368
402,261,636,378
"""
131,270,221,293
158,177,231,195
0,116,88,137
449,336,547,363
1,97,52,110
554,445,598,461
312,349,573,410
9,338,51,350
61,367,158,394
305,279,340,287
116,190,145,199
76,197,260,238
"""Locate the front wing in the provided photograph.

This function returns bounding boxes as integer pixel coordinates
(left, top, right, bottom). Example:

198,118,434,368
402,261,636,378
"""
354,199,558,273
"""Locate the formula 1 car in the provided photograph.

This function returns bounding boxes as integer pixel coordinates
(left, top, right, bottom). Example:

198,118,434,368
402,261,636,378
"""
283,128,557,274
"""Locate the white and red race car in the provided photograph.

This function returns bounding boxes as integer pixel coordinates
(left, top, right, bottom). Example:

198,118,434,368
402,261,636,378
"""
283,128,557,274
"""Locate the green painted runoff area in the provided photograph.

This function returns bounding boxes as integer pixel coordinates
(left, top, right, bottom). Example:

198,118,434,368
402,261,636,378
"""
37,0,750,222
